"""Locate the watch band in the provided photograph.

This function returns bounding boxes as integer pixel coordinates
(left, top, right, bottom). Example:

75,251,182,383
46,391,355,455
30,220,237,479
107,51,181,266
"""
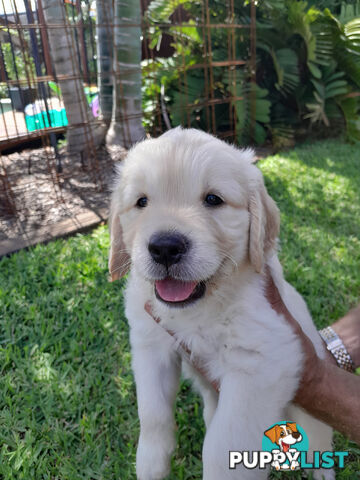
319,326,355,372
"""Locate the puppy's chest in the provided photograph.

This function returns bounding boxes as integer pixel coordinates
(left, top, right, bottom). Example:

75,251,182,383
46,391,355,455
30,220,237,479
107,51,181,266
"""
165,312,265,376
180,321,232,358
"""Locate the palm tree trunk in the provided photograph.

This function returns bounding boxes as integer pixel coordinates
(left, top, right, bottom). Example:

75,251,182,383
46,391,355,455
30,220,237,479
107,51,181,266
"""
43,0,105,153
106,0,145,148
96,0,113,126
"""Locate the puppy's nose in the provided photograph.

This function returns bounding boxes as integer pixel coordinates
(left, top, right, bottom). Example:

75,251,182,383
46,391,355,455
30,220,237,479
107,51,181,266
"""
292,432,300,439
148,232,188,267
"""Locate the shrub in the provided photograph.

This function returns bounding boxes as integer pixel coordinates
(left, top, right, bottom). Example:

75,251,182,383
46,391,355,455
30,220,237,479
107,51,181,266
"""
143,0,360,146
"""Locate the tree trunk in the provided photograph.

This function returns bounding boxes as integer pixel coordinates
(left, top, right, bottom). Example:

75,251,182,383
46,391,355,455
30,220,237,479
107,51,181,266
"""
43,0,105,153
96,0,113,126
106,0,145,148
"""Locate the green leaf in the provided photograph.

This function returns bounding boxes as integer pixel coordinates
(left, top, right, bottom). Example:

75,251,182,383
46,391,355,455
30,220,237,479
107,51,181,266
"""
325,81,348,99
311,78,325,97
274,48,300,93
147,0,193,23
308,61,322,79
256,99,271,123
337,96,360,142
253,122,267,145
170,19,201,44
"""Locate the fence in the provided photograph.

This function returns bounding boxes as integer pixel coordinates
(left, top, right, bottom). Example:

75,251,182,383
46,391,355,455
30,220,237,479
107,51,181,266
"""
0,0,256,253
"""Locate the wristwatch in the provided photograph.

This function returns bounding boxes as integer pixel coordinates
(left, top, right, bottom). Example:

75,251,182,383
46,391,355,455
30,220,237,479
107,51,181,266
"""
319,326,355,372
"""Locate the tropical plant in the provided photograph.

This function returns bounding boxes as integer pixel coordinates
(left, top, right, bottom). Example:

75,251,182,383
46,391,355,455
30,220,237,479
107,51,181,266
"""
143,0,253,140
0,83,7,99
143,0,360,146
256,4,322,141
245,0,360,144
304,63,348,126
2,40,36,82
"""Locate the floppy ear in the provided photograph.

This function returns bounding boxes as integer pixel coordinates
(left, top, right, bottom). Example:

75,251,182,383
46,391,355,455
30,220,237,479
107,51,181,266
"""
264,425,279,444
286,422,298,432
108,207,131,281
248,178,280,273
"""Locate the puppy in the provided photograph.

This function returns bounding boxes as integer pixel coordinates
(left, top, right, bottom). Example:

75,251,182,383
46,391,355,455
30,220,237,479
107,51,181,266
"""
109,128,334,480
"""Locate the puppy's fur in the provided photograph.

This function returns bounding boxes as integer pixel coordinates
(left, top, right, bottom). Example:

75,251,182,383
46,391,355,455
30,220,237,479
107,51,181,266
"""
109,128,334,480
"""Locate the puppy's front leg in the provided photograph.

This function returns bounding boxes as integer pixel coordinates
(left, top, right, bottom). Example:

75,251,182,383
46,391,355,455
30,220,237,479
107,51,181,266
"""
132,338,181,480
202,372,288,480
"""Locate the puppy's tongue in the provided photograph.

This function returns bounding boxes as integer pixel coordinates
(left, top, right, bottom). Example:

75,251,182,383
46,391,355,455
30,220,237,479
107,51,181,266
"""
282,442,290,453
155,278,197,302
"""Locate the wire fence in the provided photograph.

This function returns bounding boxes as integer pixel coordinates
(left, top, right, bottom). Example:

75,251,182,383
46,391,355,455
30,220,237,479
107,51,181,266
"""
0,0,256,252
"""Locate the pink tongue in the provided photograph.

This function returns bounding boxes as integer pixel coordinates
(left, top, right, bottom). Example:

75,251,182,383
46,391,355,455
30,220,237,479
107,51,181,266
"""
282,443,290,453
155,278,197,302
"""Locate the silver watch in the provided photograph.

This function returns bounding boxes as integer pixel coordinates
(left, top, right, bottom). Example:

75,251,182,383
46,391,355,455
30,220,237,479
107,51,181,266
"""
319,326,355,372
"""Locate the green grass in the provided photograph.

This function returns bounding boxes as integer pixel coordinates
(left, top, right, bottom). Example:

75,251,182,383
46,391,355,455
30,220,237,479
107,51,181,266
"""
0,138,359,479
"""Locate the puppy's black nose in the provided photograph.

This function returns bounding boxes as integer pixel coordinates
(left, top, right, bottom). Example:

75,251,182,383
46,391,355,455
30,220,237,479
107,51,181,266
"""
148,232,188,267
292,432,300,439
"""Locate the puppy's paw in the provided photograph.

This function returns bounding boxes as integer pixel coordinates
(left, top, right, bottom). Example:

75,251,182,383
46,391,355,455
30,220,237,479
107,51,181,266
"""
136,434,174,480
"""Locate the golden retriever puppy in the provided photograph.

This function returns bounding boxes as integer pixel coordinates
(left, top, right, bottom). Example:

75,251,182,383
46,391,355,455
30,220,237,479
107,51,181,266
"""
109,128,334,480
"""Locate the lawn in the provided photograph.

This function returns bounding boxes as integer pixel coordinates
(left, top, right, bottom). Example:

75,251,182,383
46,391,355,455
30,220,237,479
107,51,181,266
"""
0,138,359,479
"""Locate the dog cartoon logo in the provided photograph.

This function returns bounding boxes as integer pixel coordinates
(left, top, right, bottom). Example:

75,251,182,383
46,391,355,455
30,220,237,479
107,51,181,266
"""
263,422,304,471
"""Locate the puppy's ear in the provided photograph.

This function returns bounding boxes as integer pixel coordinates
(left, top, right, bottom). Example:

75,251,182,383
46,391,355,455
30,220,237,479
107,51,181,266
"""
286,422,297,432
108,207,130,281
248,178,280,273
264,425,279,444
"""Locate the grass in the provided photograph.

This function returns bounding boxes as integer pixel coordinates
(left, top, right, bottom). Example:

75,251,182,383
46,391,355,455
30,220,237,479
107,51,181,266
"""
0,138,359,479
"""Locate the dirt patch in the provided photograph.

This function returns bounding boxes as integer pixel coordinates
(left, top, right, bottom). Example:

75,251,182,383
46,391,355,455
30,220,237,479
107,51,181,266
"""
0,144,126,246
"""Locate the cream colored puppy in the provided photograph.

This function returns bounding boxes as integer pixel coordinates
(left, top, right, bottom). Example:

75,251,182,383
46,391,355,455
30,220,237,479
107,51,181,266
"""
109,128,334,480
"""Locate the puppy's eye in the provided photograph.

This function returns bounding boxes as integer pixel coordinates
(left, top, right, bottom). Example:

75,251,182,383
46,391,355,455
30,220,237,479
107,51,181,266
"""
205,194,223,206
136,197,148,208
280,432,285,437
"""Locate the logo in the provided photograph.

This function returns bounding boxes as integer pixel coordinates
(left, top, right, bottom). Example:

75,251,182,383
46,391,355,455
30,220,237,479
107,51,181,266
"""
229,421,349,471
262,421,308,471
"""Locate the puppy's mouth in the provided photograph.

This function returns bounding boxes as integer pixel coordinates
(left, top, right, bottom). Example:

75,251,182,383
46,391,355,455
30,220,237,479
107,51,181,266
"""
154,277,206,307
281,442,290,453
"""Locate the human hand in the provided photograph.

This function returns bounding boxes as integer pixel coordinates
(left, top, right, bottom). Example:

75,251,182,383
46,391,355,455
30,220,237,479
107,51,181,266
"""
265,267,360,443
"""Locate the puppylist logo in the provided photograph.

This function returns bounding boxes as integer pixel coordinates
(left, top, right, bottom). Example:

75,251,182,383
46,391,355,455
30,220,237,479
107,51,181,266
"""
263,421,306,471
229,421,349,472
